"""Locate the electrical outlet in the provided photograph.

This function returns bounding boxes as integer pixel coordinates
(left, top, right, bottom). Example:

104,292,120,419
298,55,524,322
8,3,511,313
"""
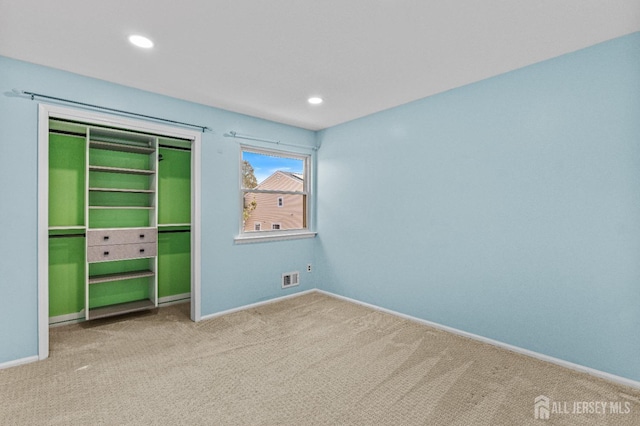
307,264,312,272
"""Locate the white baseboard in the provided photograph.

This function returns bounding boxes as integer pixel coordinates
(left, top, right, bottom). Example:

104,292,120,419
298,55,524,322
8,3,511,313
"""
49,311,85,327
200,289,316,322
315,289,640,391
158,293,190,306
0,355,39,370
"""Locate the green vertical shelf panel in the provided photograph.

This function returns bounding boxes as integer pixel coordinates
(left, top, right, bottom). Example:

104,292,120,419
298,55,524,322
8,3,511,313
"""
89,191,153,207
89,171,151,191
158,148,191,224
49,236,85,317
89,258,151,276
89,209,150,228
89,279,150,309
157,147,191,299
89,148,150,170
49,134,85,227
158,232,191,298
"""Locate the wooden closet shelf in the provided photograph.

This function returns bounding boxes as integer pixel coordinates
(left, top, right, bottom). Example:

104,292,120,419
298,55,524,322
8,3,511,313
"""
49,226,86,230
89,299,156,320
89,206,154,210
89,270,155,284
89,165,155,175
89,187,155,193
90,140,155,154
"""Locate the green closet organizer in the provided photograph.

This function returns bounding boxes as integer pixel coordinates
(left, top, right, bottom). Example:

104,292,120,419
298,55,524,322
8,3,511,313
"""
49,129,86,318
157,145,192,299
48,120,193,324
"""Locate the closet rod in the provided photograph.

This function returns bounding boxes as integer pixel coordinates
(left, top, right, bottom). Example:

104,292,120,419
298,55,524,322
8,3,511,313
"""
49,233,86,239
13,89,212,133
158,144,191,152
224,131,318,151
49,129,86,138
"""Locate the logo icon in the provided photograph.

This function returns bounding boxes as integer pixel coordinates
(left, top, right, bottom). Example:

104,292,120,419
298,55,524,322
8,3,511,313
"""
535,395,550,420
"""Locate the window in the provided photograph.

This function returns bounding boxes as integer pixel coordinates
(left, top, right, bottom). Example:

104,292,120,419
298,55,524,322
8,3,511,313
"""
240,147,312,240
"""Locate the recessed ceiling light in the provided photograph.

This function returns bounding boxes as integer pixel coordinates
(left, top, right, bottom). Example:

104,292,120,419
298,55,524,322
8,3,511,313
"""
308,97,323,105
128,35,154,49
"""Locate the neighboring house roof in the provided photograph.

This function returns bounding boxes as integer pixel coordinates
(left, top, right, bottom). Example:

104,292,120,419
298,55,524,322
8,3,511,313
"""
285,172,304,181
255,170,303,191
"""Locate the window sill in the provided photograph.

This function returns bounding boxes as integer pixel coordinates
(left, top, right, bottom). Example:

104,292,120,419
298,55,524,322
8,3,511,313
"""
234,231,317,244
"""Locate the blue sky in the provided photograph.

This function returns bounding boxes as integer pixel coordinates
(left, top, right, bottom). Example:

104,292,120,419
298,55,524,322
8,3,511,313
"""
243,151,304,184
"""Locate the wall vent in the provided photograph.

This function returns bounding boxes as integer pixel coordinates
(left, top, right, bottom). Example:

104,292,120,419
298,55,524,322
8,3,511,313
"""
282,271,300,289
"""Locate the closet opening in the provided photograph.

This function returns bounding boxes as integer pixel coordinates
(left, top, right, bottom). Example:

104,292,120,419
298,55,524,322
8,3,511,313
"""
38,105,202,360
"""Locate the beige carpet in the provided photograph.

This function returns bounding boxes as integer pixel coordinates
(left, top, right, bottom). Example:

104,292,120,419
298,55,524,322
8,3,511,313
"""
1,292,639,425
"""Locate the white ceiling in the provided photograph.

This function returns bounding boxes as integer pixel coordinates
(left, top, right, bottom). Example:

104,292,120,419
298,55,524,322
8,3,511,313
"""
1,1,639,130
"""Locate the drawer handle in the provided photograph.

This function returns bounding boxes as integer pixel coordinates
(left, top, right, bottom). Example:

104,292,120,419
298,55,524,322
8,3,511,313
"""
139,248,145,253
139,234,145,239
103,251,109,256
103,236,109,241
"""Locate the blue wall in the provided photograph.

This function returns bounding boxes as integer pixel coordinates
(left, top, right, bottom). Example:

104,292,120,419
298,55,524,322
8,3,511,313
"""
0,56,318,365
2,32,640,383
316,33,640,381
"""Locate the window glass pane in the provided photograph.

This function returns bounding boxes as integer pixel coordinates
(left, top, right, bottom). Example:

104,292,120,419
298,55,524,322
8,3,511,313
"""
242,151,304,190
243,193,306,232
240,148,310,235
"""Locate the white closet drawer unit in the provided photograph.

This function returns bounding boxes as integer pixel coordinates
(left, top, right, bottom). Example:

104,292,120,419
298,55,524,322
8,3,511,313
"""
87,242,157,262
87,228,157,247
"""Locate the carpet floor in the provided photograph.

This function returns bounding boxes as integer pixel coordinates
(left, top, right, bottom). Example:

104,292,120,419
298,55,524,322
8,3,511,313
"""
1,292,639,425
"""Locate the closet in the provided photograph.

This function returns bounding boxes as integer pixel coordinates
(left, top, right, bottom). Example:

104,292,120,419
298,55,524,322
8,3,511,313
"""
48,118,193,323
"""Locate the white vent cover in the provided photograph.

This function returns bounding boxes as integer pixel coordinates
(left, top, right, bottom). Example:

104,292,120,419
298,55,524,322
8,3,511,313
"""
282,271,300,289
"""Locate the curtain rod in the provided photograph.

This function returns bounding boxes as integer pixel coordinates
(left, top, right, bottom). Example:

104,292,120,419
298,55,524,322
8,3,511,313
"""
13,89,212,133
224,131,318,151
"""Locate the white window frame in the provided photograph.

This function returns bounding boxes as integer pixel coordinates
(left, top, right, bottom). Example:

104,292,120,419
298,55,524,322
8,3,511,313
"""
236,145,316,243
254,222,261,231
272,223,281,230
277,197,284,207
